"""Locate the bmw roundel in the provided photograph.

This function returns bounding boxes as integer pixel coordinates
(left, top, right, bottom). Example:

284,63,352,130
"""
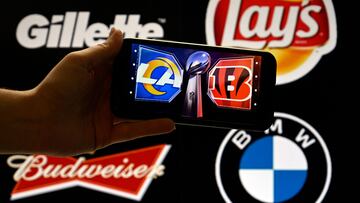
135,46,183,103
215,112,332,203
239,135,308,202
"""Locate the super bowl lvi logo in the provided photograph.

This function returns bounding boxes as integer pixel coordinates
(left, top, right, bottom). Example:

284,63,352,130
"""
206,0,337,85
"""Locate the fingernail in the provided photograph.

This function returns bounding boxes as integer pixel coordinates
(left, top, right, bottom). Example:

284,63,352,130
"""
109,27,115,37
160,118,176,133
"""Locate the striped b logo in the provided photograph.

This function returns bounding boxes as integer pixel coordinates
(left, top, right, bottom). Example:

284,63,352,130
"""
207,58,253,110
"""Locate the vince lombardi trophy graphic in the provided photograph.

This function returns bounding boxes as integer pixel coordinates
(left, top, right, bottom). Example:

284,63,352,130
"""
183,51,211,118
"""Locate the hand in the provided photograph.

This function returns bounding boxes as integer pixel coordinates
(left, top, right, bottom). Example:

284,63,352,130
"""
0,28,175,156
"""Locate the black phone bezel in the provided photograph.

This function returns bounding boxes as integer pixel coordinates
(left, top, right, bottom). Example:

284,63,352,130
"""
111,38,276,131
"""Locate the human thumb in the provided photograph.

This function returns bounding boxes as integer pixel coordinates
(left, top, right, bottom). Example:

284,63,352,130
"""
72,28,123,72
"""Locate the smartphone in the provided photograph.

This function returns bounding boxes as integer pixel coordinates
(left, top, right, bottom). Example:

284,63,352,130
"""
111,38,276,130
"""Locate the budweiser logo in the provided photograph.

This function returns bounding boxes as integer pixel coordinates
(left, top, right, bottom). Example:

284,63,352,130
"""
206,0,337,85
7,144,171,201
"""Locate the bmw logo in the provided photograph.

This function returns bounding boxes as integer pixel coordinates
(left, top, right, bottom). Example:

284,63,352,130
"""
215,112,332,202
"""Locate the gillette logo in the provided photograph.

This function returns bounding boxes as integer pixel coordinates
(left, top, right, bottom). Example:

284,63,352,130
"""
16,12,165,49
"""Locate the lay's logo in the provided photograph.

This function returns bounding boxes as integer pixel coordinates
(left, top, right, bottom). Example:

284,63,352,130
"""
135,46,183,102
206,0,337,85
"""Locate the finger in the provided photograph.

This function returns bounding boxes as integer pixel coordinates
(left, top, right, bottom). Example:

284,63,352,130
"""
73,28,123,71
110,118,175,143
86,150,96,155
112,116,144,125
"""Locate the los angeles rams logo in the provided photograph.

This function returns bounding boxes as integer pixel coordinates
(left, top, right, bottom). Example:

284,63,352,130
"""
135,46,183,102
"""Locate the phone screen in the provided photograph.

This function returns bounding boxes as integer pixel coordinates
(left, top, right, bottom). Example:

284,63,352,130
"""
111,39,276,130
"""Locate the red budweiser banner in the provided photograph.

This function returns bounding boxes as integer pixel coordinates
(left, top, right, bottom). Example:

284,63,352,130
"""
7,144,171,201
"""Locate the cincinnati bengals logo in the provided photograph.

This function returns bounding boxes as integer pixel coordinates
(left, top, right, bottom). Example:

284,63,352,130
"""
207,58,254,110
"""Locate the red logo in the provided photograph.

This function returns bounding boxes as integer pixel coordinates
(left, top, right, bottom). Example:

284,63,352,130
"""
206,0,337,85
208,58,253,109
7,145,170,201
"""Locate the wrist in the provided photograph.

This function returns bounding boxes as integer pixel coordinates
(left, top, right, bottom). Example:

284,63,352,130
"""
0,88,46,154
